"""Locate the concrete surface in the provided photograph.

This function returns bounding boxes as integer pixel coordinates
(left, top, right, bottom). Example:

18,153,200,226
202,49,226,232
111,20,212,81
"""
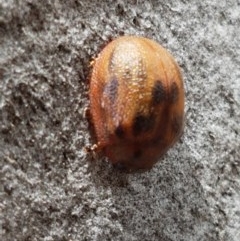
0,0,240,240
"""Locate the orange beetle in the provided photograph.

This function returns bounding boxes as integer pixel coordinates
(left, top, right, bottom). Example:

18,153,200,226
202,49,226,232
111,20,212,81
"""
89,36,184,171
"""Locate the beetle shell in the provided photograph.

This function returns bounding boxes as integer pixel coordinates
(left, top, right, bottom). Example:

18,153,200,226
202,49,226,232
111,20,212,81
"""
89,36,184,171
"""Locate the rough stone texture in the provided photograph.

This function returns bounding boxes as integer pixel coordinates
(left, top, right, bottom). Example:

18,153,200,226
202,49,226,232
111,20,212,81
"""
0,0,240,240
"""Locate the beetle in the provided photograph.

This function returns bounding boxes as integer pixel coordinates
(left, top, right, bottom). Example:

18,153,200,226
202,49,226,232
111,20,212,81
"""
88,36,184,171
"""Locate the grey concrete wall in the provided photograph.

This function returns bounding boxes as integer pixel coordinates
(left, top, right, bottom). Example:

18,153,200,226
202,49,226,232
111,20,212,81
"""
0,0,239,240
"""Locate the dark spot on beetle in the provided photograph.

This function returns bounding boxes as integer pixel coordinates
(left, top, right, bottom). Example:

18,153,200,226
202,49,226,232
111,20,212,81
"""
172,114,183,136
169,82,179,103
152,80,166,105
132,114,155,136
133,149,142,159
115,125,125,138
103,77,119,103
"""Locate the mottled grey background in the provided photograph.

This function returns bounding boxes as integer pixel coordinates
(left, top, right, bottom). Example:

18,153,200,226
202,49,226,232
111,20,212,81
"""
0,0,240,241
